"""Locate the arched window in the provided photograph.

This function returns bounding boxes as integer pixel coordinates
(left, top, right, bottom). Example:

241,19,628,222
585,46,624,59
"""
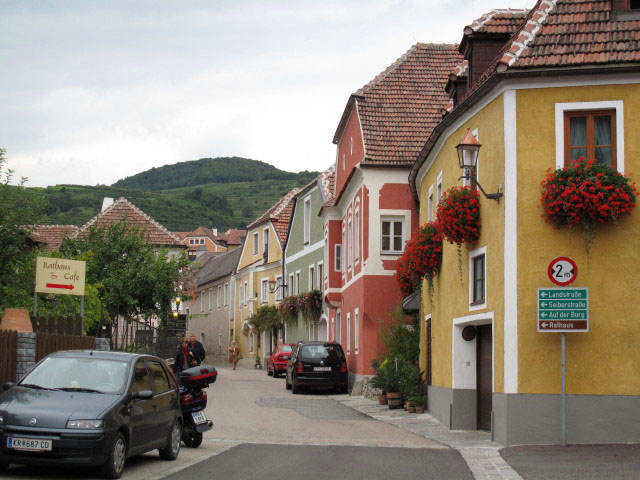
249,332,255,354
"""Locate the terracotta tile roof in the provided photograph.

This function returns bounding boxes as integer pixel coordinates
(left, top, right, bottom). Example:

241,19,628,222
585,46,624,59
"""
173,232,190,240
29,225,80,252
317,165,335,203
340,43,463,168
465,9,530,35
217,228,246,246
77,197,185,248
495,0,640,71
247,188,300,244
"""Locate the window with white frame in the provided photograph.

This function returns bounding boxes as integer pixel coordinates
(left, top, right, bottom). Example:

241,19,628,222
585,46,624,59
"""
354,208,360,262
317,262,323,292
252,232,259,255
428,185,434,222
261,278,268,304
224,283,229,307
350,137,353,156
354,308,359,354
436,171,443,204
218,333,222,348
381,217,404,254
347,219,352,268
303,197,311,244
217,285,222,309
342,153,346,171
295,271,300,295
309,265,315,291
263,227,269,260
469,246,487,311
341,229,346,273
336,309,342,344
335,244,342,272
244,281,249,303
555,101,624,172
275,275,283,301
346,312,351,354
249,332,254,353
209,288,213,311
200,291,205,312
288,273,294,296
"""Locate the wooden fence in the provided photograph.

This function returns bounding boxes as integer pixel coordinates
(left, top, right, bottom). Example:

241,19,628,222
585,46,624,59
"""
0,330,17,384
31,315,83,335
36,334,95,362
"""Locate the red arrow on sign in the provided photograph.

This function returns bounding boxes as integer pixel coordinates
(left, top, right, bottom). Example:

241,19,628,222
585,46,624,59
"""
45,283,75,290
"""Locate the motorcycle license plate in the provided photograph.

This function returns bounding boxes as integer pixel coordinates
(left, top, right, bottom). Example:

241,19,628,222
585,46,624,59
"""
7,437,52,452
192,411,207,425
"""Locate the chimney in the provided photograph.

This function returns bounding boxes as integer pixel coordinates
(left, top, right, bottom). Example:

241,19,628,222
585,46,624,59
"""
102,197,114,212
212,227,218,236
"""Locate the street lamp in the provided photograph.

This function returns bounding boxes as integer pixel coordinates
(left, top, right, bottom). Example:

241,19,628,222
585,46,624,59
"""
456,128,503,201
268,276,287,294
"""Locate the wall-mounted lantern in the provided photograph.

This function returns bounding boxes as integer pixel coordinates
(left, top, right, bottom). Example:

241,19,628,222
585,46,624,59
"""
456,128,503,201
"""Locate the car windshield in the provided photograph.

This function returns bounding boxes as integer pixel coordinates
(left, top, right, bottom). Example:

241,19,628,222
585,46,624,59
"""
299,344,344,361
20,357,129,394
280,345,292,353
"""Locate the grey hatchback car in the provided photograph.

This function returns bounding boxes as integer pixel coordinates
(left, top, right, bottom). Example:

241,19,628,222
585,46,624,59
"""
285,342,348,394
0,350,182,479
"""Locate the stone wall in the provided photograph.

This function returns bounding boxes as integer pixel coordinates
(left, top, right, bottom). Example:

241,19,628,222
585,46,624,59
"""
360,375,381,401
15,332,36,380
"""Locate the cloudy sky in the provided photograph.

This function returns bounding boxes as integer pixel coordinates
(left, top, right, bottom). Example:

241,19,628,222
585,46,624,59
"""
1,0,532,187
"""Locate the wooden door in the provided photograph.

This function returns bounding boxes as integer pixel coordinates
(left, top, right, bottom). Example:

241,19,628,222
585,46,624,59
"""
476,325,492,431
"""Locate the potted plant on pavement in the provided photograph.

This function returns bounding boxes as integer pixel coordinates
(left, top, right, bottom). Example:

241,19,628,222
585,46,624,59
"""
410,395,427,414
370,358,388,405
399,360,421,412
384,358,403,410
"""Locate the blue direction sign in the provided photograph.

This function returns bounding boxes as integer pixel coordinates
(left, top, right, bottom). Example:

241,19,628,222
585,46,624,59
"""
537,287,588,332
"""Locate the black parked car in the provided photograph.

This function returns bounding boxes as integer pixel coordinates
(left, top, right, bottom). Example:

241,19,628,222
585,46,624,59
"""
0,350,182,479
285,342,348,394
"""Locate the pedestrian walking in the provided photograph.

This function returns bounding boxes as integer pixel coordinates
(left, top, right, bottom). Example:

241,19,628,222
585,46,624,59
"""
229,341,240,370
173,335,198,375
188,332,206,364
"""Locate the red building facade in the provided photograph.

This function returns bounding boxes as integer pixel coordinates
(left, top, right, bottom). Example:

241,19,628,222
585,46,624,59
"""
321,44,462,385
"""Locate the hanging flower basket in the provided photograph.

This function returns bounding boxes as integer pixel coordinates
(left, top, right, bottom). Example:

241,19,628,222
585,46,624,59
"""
296,290,322,324
540,157,638,260
278,296,298,324
436,186,481,280
396,222,443,304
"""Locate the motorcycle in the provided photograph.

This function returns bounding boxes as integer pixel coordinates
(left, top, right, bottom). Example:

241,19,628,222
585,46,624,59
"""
178,365,217,447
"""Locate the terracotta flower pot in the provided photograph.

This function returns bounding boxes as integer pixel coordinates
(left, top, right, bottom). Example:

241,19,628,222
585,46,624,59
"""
378,393,388,405
1,309,32,333
386,392,402,409
415,405,425,414
408,405,416,413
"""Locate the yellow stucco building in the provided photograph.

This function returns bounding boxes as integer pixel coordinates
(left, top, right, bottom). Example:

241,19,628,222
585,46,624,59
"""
410,1,640,445
233,189,299,365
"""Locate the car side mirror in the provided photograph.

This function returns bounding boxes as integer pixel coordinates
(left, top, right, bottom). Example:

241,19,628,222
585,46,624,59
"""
2,382,14,391
132,390,153,400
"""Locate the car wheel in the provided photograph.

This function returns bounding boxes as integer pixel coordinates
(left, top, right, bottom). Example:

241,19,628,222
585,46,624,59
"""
285,375,292,390
182,422,203,448
292,376,300,395
340,385,348,394
100,432,127,479
159,419,181,460
273,369,279,378
267,366,273,376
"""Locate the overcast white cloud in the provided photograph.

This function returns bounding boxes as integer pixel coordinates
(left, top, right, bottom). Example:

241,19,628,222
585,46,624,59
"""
0,0,533,187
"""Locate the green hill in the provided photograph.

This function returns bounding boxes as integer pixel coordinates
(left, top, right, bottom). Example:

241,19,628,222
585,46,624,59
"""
36,157,319,232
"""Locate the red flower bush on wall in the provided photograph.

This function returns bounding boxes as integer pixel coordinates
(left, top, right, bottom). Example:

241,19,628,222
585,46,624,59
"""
436,186,481,280
540,157,638,259
296,290,323,323
396,222,443,303
278,296,298,324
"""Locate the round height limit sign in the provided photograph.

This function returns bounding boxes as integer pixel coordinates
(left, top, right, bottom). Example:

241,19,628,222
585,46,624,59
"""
547,257,577,286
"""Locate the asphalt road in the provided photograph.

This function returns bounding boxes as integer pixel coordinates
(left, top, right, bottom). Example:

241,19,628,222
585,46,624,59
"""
163,443,474,480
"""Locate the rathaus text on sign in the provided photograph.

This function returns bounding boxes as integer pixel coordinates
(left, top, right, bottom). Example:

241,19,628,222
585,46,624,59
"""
35,257,86,296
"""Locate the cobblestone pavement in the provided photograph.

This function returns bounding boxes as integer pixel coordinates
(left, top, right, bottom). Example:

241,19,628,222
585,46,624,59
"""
332,395,523,480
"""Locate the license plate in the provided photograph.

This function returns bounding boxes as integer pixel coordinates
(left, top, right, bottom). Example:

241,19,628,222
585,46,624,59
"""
313,367,332,372
7,437,52,452
282,356,289,360
192,411,207,425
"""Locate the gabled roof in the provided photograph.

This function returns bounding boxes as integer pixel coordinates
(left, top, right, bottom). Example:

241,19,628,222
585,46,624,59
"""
29,225,80,252
496,0,640,70
247,188,300,244
183,226,225,245
217,228,246,246
195,247,242,287
464,9,530,36
333,43,463,168
410,0,640,201
77,197,185,248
